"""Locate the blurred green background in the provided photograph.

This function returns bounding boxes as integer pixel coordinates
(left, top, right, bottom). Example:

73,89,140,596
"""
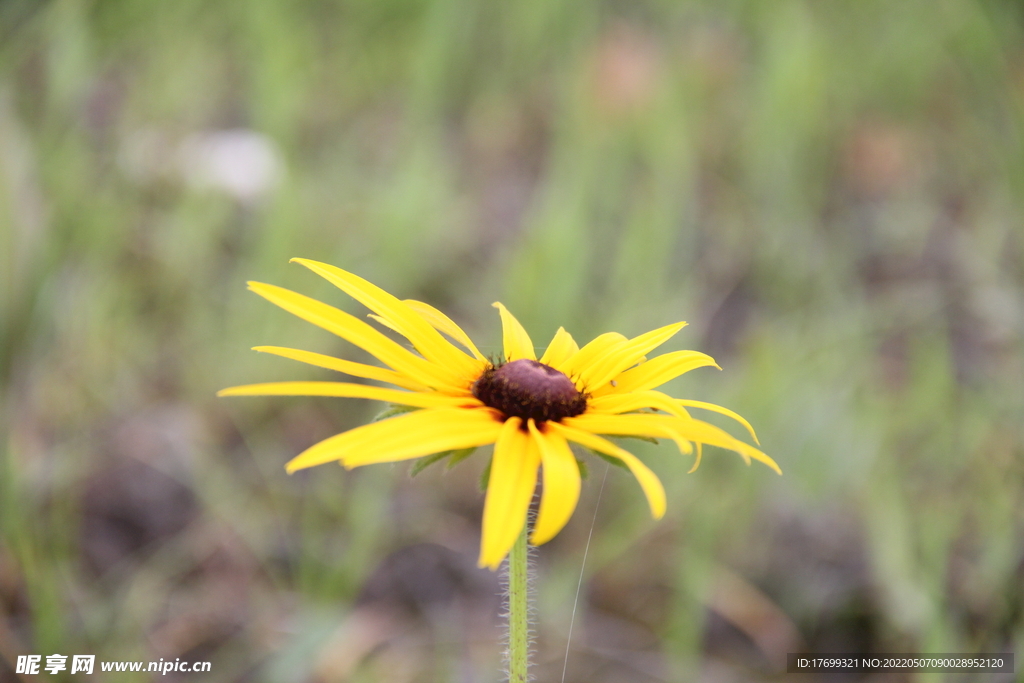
2,0,1023,681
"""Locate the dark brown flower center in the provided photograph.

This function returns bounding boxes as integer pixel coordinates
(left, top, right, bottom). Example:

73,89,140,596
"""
472,359,587,424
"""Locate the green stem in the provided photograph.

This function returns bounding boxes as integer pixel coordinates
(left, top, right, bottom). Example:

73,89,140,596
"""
507,526,530,682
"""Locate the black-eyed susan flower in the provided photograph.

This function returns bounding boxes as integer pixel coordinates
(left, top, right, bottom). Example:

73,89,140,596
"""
220,259,780,570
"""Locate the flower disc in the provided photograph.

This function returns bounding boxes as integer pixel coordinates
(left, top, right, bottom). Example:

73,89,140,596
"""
472,359,587,424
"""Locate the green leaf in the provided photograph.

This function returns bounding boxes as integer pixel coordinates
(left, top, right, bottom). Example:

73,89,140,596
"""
373,404,420,421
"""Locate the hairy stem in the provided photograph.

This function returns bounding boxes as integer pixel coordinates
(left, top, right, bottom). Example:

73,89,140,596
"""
507,526,530,682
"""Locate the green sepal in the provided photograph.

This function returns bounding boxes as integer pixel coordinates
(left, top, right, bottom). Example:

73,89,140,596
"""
445,447,477,469
409,447,479,477
576,458,589,480
615,434,660,445
479,455,493,491
583,448,629,471
409,451,452,477
373,404,420,422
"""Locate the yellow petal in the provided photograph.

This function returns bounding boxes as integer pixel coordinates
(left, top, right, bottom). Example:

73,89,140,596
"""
669,418,780,472
291,259,482,380
569,411,696,454
528,420,581,546
561,332,628,384
403,299,486,360
285,407,504,472
567,413,780,474
217,381,479,409
594,350,719,396
546,422,666,520
688,443,703,474
578,322,687,391
587,390,695,420
248,281,463,391
479,417,541,569
675,399,759,444
252,346,430,392
539,327,579,370
367,312,400,334
564,412,693,455
371,304,488,364
492,302,536,361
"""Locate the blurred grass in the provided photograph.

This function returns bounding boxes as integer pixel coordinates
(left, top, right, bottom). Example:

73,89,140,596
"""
2,0,1023,681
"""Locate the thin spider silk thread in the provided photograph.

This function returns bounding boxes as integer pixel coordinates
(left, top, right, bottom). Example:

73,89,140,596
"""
561,462,610,683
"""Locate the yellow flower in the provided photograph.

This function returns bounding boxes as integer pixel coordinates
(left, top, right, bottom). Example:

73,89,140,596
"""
220,259,780,569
